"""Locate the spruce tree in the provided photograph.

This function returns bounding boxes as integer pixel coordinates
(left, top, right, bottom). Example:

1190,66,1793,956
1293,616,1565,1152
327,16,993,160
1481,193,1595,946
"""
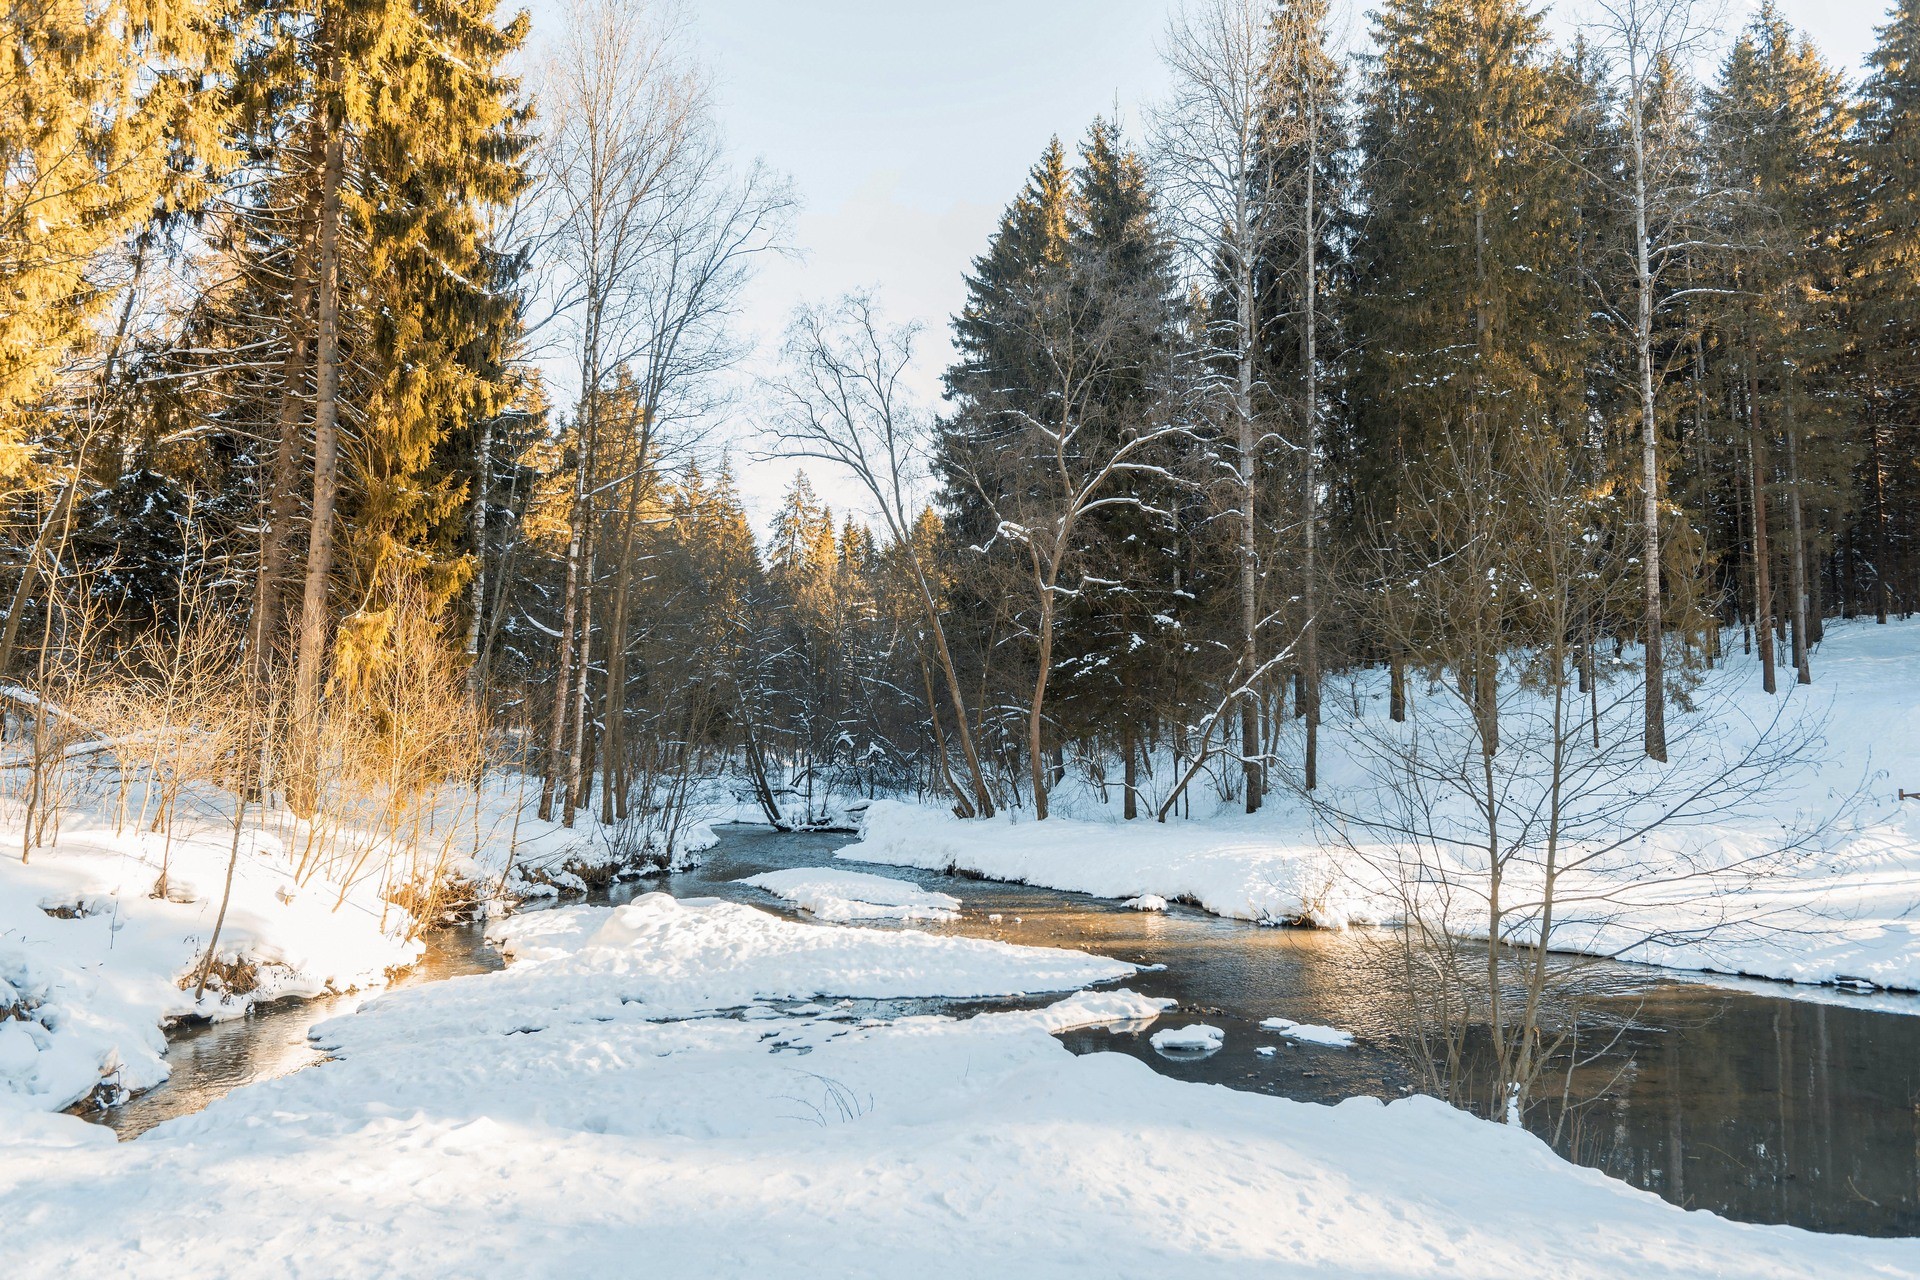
1349,0,1590,738
1853,0,1920,621
1704,3,1855,687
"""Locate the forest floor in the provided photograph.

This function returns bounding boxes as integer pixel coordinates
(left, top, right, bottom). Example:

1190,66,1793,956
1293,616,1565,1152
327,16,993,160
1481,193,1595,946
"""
846,617,1920,995
6,892,1917,1278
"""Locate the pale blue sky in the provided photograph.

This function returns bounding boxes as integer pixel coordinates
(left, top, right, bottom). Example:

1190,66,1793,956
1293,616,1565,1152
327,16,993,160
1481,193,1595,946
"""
526,0,1887,522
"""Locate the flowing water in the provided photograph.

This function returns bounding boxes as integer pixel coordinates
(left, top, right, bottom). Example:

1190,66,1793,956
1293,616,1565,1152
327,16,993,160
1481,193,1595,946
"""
89,823,1920,1237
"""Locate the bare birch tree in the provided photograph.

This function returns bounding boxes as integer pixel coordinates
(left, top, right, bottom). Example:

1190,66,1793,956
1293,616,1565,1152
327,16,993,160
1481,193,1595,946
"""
1585,0,1719,762
767,292,995,819
946,255,1190,821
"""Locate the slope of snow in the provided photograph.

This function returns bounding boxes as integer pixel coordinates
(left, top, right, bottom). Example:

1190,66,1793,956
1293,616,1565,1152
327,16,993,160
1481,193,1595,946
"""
740,866,962,921
843,619,1920,995
0,804,420,1116
2,890,1913,1279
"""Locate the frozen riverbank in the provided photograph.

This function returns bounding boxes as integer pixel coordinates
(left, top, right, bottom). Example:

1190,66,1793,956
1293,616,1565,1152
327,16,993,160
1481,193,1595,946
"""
0,804,421,1117
5,890,1915,1278
843,619,1920,995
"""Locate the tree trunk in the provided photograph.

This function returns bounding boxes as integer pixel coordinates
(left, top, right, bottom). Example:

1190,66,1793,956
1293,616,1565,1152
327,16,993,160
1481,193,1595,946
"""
465,411,492,685
543,383,595,822
292,117,348,746
906,559,994,818
564,529,596,826
1236,254,1262,813
1870,383,1891,625
1301,96,1322,790
1631,90,1667,762
600,498,640,826
1784,394,1811,685
1028,577,1055,821
252,177,321,687
919,653,970,817
1747,360,1777,695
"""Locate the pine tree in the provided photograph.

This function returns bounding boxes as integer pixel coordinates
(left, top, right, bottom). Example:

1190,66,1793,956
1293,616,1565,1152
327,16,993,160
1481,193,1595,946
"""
0,0,229,466
1349,0,1591,739
1853,0,1920,622
1704,4,1855,688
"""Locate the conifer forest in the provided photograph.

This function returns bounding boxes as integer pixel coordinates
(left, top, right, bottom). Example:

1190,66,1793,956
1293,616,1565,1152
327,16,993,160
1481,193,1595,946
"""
6,1,1920,1275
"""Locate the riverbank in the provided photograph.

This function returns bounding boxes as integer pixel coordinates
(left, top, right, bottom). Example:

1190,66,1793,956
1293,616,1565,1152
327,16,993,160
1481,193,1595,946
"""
0,803,421,1116
6,888,1915,1278
0,765,747,1121
843,618,1920,995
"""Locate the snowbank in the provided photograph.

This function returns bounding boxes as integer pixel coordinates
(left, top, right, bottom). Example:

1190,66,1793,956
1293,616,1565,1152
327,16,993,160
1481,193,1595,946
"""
848,796,1357,925
3,887,1912,1278
0,807,420,1116
844,619,1920,995
740,866,961,921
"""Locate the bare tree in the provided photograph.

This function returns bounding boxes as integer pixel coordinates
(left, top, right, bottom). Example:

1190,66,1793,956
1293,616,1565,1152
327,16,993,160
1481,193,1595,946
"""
1308,421,1831,1123
766,292,995,819
536,0,704,824
1155,0,1281,812
591,144,791,826
1585,0,1721,761
946,257,1190,821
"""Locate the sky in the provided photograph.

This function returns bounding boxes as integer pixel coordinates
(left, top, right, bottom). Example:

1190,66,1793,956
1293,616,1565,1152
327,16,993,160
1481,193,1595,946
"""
525,0,1888,528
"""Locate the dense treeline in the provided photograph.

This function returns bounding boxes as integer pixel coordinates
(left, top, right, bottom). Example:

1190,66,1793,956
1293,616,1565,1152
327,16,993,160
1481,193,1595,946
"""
5,0,1920,852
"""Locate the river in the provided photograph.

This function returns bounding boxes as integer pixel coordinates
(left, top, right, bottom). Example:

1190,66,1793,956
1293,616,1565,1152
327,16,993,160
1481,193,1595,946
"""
85,823,1920,1238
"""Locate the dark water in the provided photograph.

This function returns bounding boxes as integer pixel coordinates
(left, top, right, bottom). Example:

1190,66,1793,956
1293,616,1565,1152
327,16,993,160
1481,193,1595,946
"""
650,825,1920,1238
92,823,1920,1237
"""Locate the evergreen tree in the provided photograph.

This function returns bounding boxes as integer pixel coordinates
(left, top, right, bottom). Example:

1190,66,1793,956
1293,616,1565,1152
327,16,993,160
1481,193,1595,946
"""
1703,4,1855,688
0,0,229,469
1348,0,1591,735
1852,0,1920,621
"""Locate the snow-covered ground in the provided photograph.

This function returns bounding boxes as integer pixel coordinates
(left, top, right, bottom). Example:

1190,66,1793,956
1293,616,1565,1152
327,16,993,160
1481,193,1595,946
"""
844,619,1920,995
485,892,1135,1012
0,799,421,1117
7,892,1914,1278
0,756,751,1124
739,865,963,921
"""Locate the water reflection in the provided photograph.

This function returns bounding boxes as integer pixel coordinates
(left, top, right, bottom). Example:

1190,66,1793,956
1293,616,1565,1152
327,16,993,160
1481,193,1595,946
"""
673,825,1920,1237
90,824,1920,1237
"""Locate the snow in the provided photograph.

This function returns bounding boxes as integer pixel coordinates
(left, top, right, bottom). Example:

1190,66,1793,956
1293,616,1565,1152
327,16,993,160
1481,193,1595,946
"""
844,619,1920,996
7,890,1914,1278
0,800,420,1117
480,893,1135,1018
1124,893,1169,911
1261,1016,1356,1048
1150,1022,1225,1051
740,866,961,921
